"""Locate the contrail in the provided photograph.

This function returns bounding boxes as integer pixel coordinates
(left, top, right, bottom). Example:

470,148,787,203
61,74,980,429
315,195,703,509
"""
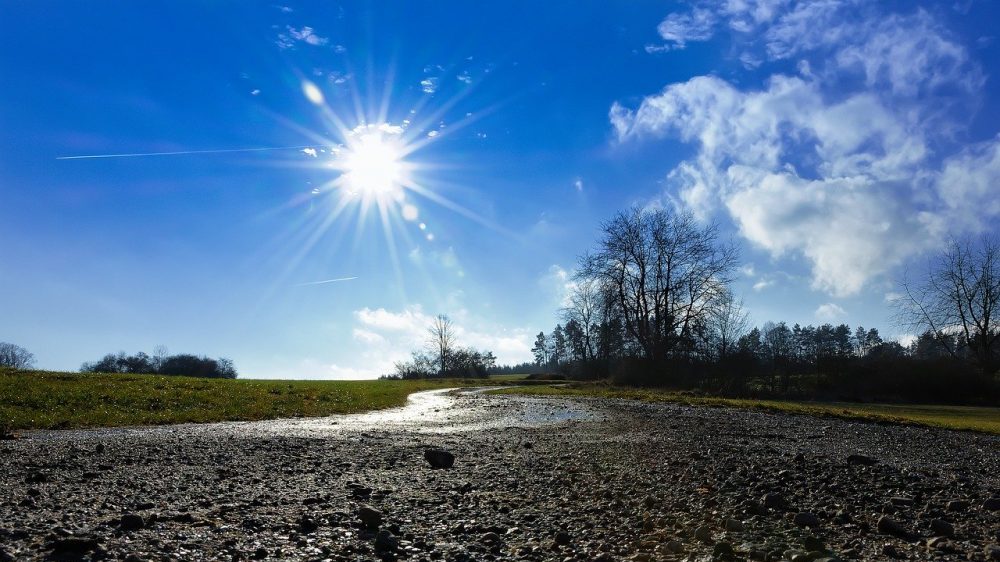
56,145,321,160
294,276,359,286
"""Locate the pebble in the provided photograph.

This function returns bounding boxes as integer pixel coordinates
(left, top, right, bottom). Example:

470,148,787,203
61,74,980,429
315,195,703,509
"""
793,512,820,527
424,448,455,469
358,505,383,529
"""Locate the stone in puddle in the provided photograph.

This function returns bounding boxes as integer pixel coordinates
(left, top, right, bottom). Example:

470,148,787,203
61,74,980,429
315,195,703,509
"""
424,449,455,469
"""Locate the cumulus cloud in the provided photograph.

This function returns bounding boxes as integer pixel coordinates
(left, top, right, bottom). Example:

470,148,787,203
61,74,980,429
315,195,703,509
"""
613,0,997,296
815,303,847,321
331,305,534,378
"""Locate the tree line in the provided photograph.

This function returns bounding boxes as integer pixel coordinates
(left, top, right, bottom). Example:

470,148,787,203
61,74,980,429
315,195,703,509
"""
80,347,238,379
385,315,497,379
524,206,999,405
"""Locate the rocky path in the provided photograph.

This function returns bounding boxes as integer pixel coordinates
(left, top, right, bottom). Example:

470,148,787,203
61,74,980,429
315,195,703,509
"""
0,390,997,562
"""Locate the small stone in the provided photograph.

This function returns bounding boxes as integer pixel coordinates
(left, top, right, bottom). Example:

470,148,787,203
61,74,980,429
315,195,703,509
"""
123,554,145,562
424,449,455,469
877,515,910,538
985,544,1000,560
713,541,734,558
802,535,825,552
762,493,785,509
946,499,970,512
984,498,1000,511
357,505,383,529
120,513,145,531
48,537,100,556
929,518,954,537
0,548,14,562
482,532,501,545
665,540,684,554
374,529,398,552
889,496,914,507
882,543,903,558
298,515,319,534
723,518,744,532
252,547,268,559
694,525,713,543
846,454,877,466
630,554,651,562
793,512,820,527
554,531,571,546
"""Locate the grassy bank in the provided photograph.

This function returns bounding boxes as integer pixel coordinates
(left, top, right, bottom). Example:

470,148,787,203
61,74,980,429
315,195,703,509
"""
0,370,494,431
493,383,1000,435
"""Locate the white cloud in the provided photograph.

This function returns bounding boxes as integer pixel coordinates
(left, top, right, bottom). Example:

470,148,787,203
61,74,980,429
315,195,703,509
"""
420,77,438,94
654,7,718,49
276,26,331,49
614,1,997,296
338,304,533,378
815,302,847,321
573,178,584,192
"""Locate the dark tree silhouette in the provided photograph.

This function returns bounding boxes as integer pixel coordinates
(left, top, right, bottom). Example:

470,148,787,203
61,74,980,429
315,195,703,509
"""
0,342,35,369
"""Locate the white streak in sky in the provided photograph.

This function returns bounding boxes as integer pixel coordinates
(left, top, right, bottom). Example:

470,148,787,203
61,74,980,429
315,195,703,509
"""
294,276,359,286
56,145,321,160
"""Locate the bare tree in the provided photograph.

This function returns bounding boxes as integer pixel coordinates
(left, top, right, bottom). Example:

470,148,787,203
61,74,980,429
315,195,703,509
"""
0,342,36,370
428,315,456,375
708,289,750,358
897,236,1000,375
580,207,738,363
563,278,600,362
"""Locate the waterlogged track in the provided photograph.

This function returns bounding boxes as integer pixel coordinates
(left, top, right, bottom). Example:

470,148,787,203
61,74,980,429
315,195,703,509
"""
20,387,598,441
1,390,998,562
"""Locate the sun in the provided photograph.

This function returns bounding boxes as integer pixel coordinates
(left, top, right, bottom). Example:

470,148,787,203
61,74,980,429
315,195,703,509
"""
337,124,409,198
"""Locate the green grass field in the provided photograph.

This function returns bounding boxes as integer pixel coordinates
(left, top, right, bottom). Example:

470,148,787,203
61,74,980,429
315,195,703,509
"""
0,369,496,431
493,383,1000,435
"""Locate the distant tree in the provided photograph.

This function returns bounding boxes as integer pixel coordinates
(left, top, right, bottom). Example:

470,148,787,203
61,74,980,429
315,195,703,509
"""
428,315,456,376
707,289,750,359
0,342,35,370
563,278,600,361
898,236,1000,375
81,350,237,378
550,324,567,365
531,332,549,366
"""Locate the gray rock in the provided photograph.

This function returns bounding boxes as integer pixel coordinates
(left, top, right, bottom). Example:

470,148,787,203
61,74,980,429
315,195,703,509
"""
665,540,684,554
876,515,910,539
723,518,744,532
374,529,398,552
984,498,1000,511
946,499,970,512
120,513,145,531
930,518,954,537
846,454,877,466
793,512,820,527
802,535,825,552
713,541,734,557
0,548,13,562
985,544,1000,560
694,525,713,543
424,448,455,469
762,493,785,509
554,531,571,545
357,505,383,529
482,532,501,545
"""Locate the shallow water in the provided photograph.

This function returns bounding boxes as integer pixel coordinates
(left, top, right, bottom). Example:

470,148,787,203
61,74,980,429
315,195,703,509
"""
258,387,598,435
22,386,599,441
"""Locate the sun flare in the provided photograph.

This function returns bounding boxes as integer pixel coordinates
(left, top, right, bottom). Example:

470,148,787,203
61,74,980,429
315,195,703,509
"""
337,124,408,198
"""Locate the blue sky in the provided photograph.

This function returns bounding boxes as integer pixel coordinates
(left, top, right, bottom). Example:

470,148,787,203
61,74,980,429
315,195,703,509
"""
2,1,999,378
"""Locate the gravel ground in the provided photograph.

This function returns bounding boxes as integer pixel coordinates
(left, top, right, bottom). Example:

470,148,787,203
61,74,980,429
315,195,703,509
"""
1,389,998,562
